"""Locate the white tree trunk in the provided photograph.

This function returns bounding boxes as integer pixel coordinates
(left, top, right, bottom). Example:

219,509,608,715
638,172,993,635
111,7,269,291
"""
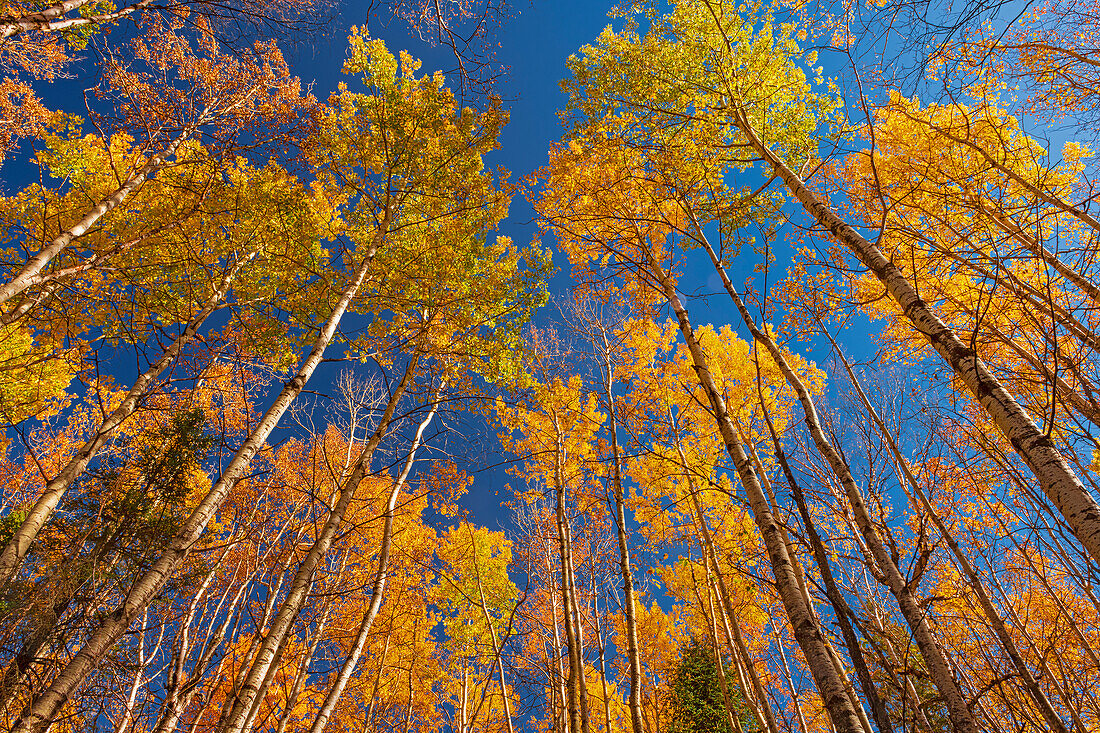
10,207,392,733
0,248,258,586
733,110,1100,566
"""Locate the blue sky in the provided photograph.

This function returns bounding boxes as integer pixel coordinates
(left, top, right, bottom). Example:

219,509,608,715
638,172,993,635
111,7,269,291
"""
0,0,870,529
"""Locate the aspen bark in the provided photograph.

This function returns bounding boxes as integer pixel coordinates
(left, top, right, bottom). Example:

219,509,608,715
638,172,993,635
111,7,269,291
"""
473,544,517,733
672,427,779,733
699,234,980,733
546,540,571,733
0,128,194,307
274,601,333,733
218,353,420,733
770,620,811,733
592,589,614,733
152,560,254,733
0,0,154,38
594,326,645,733
732,110,1100,566
695,567,748,733
822,324,1074,733
307,380,443,733
10,208,393,733
742,439,876,733
551,407,589,733
644,250,865,733
0,248,258,587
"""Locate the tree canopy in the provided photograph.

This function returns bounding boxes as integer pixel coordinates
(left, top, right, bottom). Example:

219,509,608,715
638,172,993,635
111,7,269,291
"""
0,0,1098,732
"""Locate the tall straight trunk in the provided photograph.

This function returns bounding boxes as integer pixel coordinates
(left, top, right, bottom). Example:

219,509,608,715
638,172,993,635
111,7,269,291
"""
307,381,443,733
671,427,779,733
219,353,420,733
592,588,614,733
459,664,469,733
114,609,156,733
749,364,894,733
595,329,645,733
546,540,570,733
274,602,332,733
367,628,396,731
725,592,780,733
550,408,591,733
822,324,1074,733
731,109,1100,565
475,554,516,733
152,561,255,733
695,566,748,733
696,228,980,733
11,206,393,733
981,493,1100,719
643,249,864,733
769,620,810,733
0,248,257,587
984,563,1094,730
743,438,876,733
564,532,593,731
773,437,894,733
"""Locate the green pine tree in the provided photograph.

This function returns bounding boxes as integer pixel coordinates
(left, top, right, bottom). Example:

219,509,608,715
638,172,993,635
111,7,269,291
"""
666,637,754,733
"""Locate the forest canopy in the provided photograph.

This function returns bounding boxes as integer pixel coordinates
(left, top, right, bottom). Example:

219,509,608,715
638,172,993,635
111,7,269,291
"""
0,0,1098,731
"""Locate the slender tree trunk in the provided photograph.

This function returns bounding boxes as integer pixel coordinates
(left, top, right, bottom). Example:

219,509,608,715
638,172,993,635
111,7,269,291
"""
0,127,195,306
776,439,895,733
732,109,1100,565
822,324,1074,733
0,248,257,587
274,588,334,733
551,408,591,733
364,629,393,731
219,353,420,733
11,206,394,733
672,427,779,733
696,226,979,733
596,330,645,733
546,540,571,733
565,529,593,733
743,438,876,733
694,565,748,733
644,249,864,733
307,380,443,733
115,609,162,733
473,540,516,733
770,620,810,733
592,589,614,733
152,561,254,733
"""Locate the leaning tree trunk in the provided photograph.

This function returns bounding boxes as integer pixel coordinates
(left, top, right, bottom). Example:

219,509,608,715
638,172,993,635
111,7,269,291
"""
11,206,393,733
0,124,196,306
699,234,980,733
644,249,865,733
822,327,1074,733
0,248,259,587
218,354,421,733
307,380,444,733
731,108,1100,567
